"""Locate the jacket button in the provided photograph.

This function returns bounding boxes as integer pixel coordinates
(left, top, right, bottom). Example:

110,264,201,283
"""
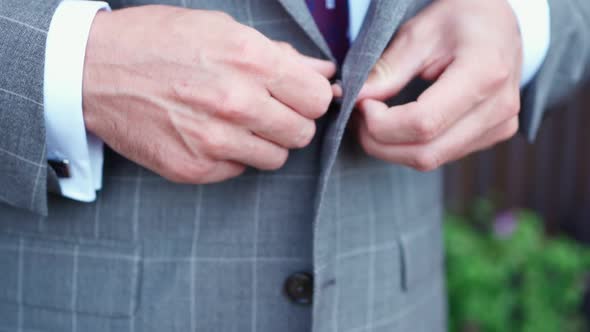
284,272,313,305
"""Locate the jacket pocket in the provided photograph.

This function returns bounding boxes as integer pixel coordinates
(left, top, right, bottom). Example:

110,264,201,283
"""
0,233,141,318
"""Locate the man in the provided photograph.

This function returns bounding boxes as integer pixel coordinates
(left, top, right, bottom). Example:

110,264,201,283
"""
0,0,587,331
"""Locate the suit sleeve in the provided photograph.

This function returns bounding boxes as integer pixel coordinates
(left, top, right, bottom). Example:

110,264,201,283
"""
520,0,590,141
0,0,63,215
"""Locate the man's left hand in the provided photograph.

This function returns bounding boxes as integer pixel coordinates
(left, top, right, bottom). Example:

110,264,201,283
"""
355,0,523,171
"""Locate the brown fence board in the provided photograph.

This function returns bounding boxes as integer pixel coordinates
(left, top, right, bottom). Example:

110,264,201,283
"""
444,88,590,233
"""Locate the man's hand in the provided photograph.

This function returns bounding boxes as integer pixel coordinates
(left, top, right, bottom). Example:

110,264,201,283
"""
83,6,335,183
355,0,522,172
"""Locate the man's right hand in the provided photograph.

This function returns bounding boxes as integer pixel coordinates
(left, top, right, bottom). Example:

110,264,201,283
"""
82,5,336,183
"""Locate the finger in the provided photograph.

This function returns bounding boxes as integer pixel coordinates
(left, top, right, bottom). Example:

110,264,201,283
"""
357,22,440,100
359,117,518,172
358,57,507,145
469,117,519,153
198,161,247,183
194,75,316,149
203,122,289,171
421,54,453,81
247,95,316,149
419,116,519,166
357,97,519,171
275,41,336,78
227,132,289,171
267,47,334,119
296,54,337,78
332,83,343,98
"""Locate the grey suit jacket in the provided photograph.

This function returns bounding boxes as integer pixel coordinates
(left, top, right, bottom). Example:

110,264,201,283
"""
0,1,587,331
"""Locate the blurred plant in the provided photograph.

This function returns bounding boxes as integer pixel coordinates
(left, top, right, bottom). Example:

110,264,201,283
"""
445,199,590,332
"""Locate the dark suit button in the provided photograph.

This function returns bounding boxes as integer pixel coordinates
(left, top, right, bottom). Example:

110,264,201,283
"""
284,272,313,305
329,79,343,112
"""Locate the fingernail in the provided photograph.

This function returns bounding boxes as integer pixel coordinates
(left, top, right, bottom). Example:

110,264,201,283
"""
296,122,315,146
331,83,343,98
360,99,385,112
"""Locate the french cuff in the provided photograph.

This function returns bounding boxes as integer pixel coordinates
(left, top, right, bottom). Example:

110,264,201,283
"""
44,1,110,202
506,0,551,87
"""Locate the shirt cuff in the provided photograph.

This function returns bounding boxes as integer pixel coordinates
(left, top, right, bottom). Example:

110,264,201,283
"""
506,0,551,86
44,0,110,202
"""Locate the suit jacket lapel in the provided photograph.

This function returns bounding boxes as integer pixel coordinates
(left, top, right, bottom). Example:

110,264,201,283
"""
340,0,412,124
276,0,334,59
322,0,412,152
278,0,417,174
313,0,413,218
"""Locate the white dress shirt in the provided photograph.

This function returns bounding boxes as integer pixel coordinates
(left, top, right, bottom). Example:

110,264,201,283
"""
45,0,110,202
44,0,551,202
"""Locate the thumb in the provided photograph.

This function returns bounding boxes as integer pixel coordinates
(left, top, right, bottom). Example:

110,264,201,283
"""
357,27,436,101
274,41,336,79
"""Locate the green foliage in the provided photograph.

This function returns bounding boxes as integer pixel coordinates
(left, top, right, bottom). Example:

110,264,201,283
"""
446,203,590,332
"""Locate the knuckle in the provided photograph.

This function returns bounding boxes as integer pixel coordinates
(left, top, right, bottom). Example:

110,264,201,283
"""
275,41,289,48
398,23,419,45
501,118,520,140
276,41,297,53
216,90,249,121
484,58,511,90
359,131,381,159
306,79,333,119
491,66,511,88
502,93,521,117
230,29,268,70
410,114,441,142
170,79,194,102
234,36,257,62
411,150,442,172
365,113,387,141
211,10,234,22
201,132,229,155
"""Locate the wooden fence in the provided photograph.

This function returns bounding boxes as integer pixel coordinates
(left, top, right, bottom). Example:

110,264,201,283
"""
444,87,590,241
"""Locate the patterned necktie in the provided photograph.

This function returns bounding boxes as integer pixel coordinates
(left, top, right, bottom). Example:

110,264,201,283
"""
306,0,350,64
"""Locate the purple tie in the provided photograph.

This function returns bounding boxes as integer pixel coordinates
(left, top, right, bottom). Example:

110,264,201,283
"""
306,0,350,64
